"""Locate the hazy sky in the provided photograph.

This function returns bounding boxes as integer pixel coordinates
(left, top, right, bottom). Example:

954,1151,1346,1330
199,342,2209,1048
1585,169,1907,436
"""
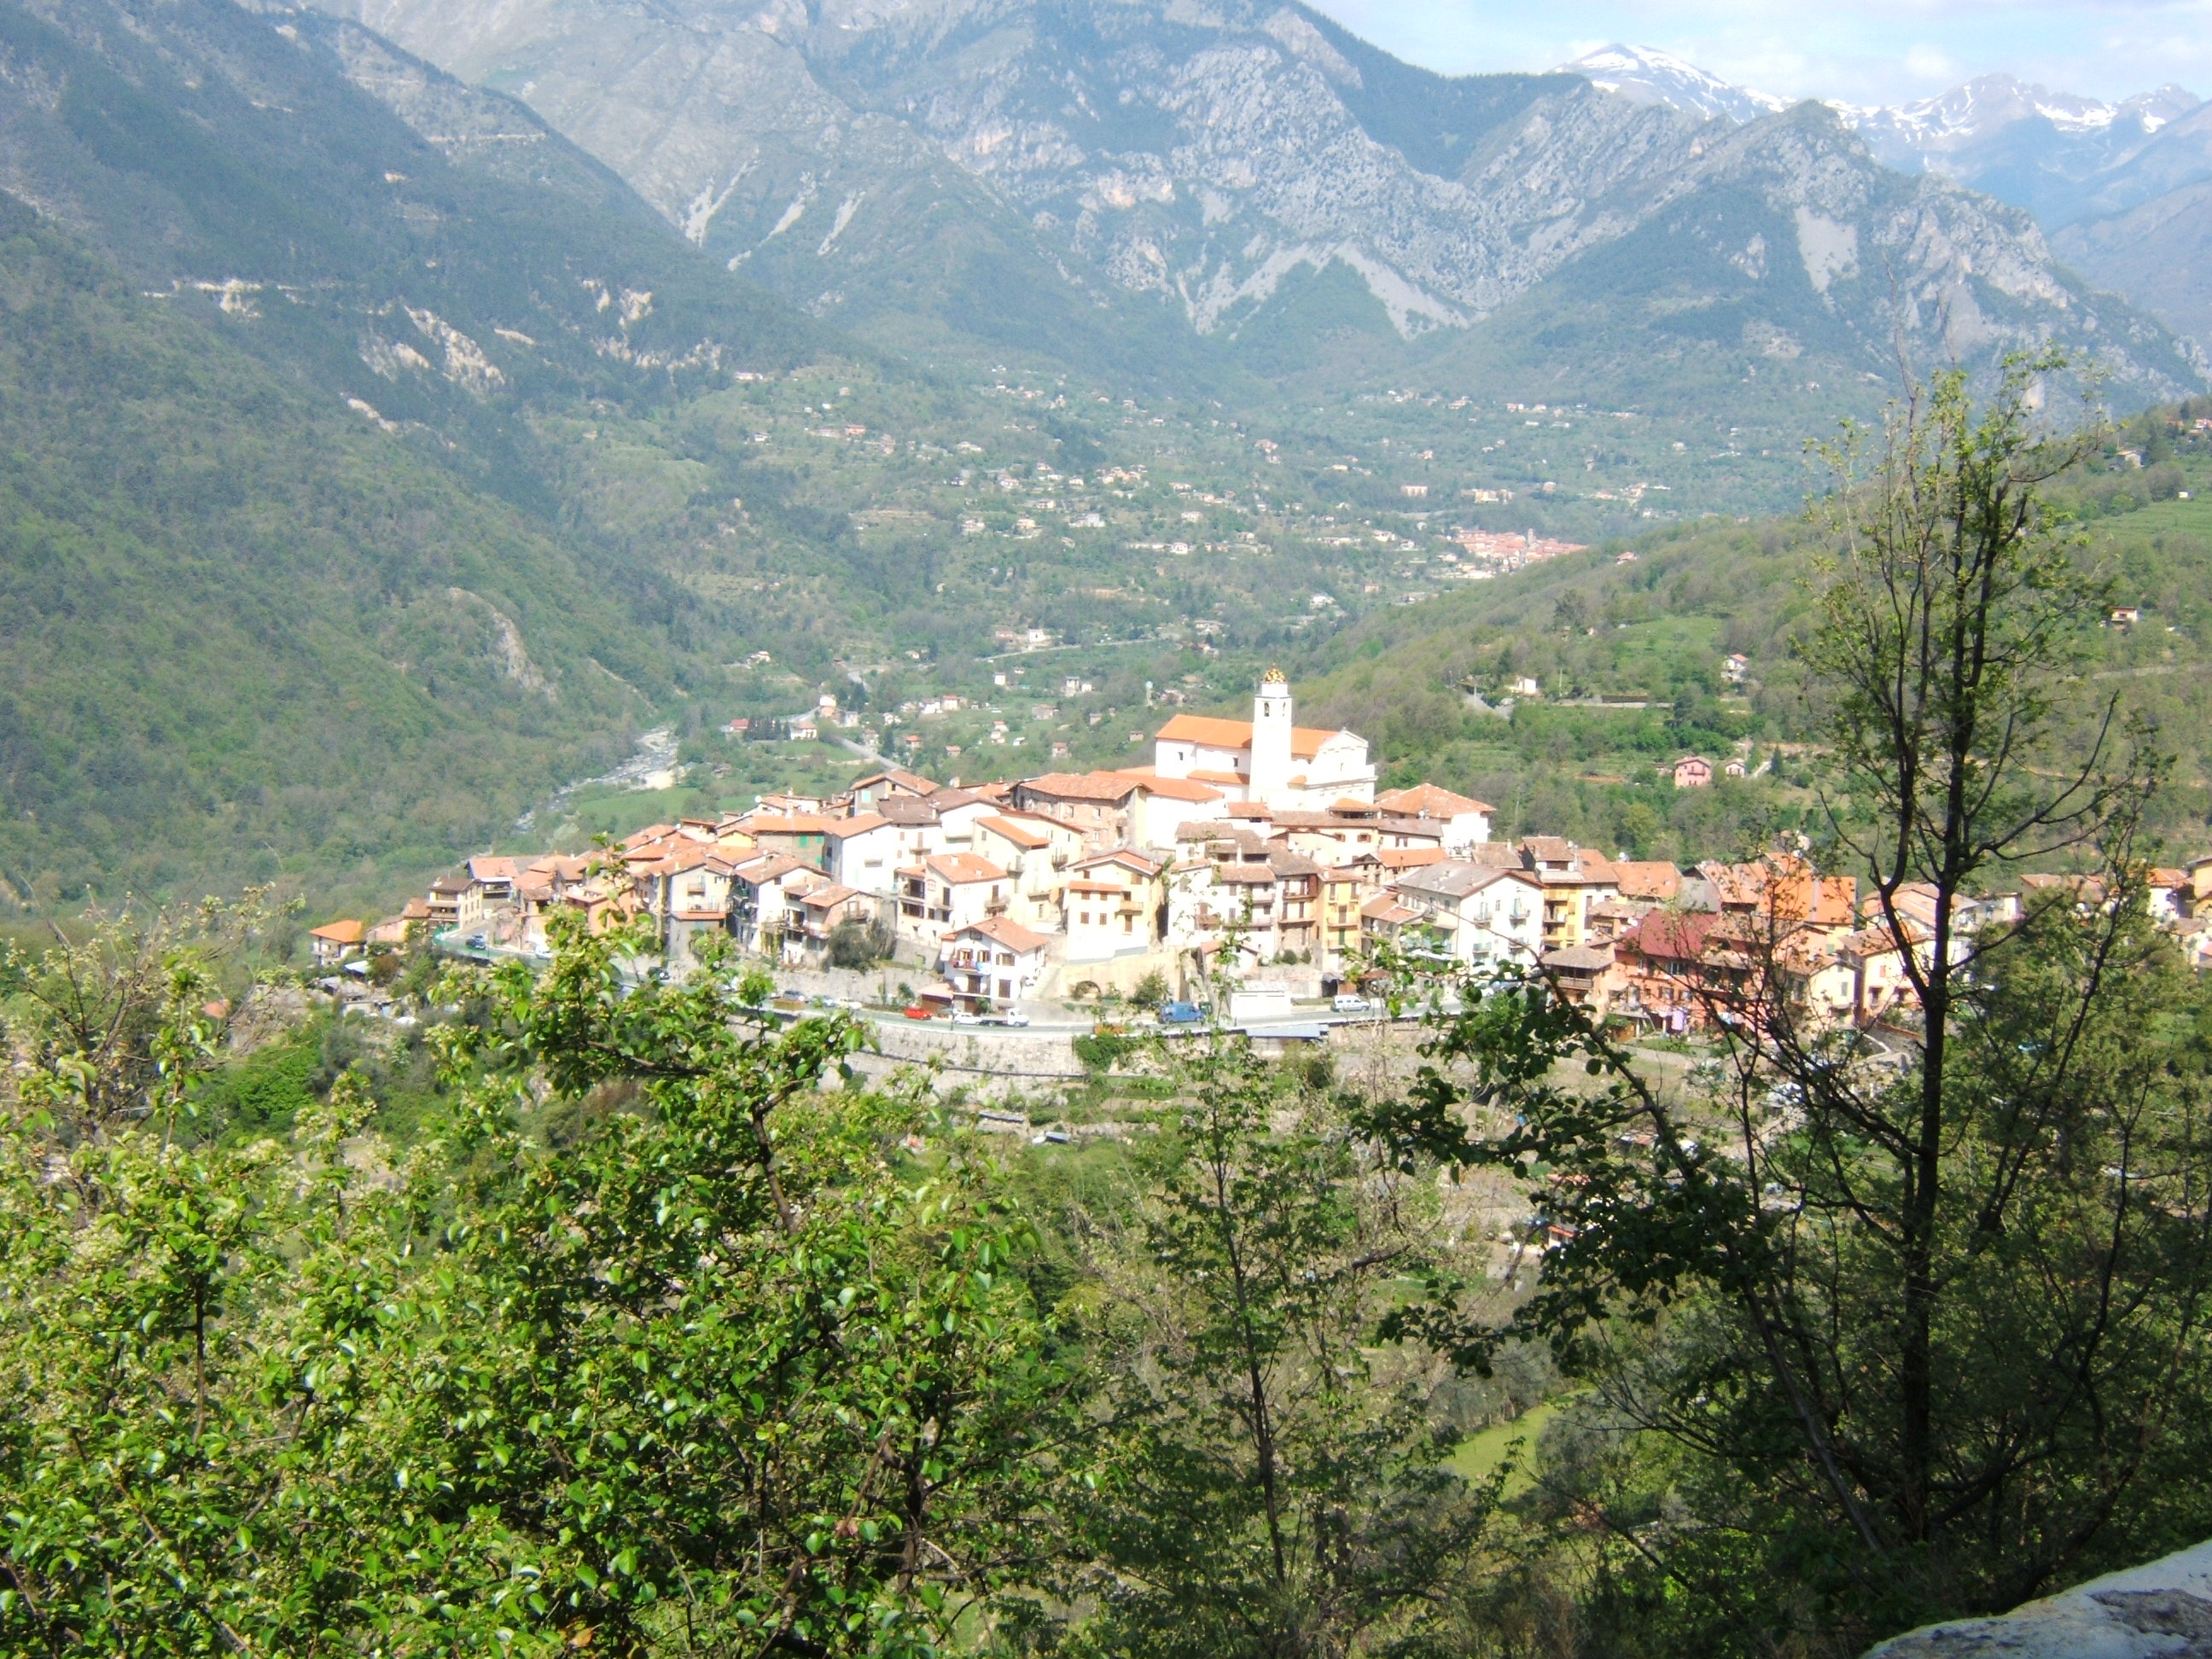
1304,0,2211,108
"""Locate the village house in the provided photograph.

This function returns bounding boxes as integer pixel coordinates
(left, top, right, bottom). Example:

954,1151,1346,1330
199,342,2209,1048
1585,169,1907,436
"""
1062,850,1166,962
895,853,1012,952
845,767,934,811
1011,771,1143,851
309,919,364,967
1614,911,1729,1033
1388,861,1546,969
1703,857,1858,942
1540,943,1621,1013
425,874,477,932
1672,755,1714,789
1870,882,2023,954
367,899,430,948
937,917,1053,1009
733,813,837,873
466,855,520,906
1359,892,1428,955
1519,838,1620,949
1840,921,1932,1027
1119,772,1231,847
967,812,1080,929
789,882,879,960
1320,864,1373,973
1372,783,1494,849
725,853,818,958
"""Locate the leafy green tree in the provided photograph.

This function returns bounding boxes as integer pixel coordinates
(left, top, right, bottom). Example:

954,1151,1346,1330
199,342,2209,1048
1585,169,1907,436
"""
829,915,895,969
1,916,1078,1656
1373,362,2212,1655
1064,1034,1493,1659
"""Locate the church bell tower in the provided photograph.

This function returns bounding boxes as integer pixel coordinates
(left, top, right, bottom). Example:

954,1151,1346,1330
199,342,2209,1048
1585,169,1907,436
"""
1249,668,1294,803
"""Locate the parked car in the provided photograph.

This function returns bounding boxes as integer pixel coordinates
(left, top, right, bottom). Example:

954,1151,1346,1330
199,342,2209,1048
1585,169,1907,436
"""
1332,993,1372,1013
999,1009,1031,1027
1158,1001,1204,1025
952,1010,981,1026
902,1004,934,1020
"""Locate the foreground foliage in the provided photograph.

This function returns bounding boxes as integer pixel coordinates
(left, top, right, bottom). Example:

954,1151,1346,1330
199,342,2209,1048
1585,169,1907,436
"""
1,922,1071,1656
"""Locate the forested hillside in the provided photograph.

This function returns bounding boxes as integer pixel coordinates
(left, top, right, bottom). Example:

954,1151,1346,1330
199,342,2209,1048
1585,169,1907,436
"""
0,0,846,906
1295,399,2212,862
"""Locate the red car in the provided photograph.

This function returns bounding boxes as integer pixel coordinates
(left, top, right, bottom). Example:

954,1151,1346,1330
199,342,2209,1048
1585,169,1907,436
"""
902,1004,934,1020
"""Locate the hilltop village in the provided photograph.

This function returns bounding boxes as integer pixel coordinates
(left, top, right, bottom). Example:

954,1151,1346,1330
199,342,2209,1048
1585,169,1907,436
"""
318,674,2212,1031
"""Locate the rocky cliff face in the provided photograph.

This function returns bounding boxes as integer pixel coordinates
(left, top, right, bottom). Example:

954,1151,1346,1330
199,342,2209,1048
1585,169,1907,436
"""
304,0,2203,398
1865,1537,2212,1658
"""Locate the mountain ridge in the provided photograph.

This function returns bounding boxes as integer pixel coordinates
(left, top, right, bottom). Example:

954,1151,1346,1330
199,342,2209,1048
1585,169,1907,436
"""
303,0,2204,404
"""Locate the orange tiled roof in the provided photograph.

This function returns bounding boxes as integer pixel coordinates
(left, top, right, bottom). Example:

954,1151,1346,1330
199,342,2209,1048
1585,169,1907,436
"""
924,853,1009,884
1375,783,1495,817
1611,861,1682,901
977,815,1051,850
1118,771,1224,802
963,916,1052,953
1154,713,1349,760
1377,847,1446,870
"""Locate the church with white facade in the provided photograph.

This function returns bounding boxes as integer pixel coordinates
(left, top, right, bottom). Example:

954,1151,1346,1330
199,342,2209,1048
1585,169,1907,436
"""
1150,670,1377,810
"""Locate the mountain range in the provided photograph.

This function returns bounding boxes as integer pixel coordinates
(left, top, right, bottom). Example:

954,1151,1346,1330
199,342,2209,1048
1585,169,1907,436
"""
305,0,2200,402
1557,44,2212,346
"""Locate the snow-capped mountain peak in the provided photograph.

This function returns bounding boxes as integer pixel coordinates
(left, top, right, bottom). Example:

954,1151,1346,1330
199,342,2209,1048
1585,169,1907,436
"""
1837,73,2200,148
1557,44,1788,126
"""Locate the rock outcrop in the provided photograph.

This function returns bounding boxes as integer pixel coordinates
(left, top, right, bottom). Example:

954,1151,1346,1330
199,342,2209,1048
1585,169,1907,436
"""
1867,1540,2212,1658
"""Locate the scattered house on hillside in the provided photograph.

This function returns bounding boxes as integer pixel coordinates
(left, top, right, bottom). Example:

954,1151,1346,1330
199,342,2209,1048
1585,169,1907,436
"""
309,919,364,967
368,899,430,948
1672,754,1714,789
